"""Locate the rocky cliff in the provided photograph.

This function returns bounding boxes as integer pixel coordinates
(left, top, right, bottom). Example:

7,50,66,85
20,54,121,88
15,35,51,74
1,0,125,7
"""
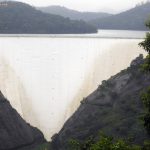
0,91,46,150
51,55,150,149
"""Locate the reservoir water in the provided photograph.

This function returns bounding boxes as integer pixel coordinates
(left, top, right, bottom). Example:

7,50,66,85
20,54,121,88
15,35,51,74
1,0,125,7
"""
0,30,147,140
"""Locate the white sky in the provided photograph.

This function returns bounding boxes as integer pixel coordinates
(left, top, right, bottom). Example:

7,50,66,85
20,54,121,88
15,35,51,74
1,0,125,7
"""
12,0,149,13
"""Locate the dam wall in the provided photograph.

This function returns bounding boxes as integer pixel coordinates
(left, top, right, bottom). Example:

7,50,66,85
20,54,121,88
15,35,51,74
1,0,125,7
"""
0,36,145,140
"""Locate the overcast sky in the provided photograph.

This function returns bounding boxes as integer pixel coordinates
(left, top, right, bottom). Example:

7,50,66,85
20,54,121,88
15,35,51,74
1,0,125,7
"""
12,0,149,13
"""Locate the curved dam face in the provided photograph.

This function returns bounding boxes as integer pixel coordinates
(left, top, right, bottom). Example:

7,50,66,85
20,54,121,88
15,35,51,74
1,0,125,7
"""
0,36,145,140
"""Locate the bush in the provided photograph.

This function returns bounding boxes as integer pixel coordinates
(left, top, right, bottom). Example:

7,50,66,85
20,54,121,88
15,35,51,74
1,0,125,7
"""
69,134,142,150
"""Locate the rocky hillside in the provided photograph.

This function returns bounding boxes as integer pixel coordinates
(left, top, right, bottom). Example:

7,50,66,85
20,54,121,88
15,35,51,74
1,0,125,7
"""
0,91,46,150
51,55,150,150
0,1,97,34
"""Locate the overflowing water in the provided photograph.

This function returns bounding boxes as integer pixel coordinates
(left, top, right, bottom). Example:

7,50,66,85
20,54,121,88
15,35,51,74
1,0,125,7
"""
0,30,146,140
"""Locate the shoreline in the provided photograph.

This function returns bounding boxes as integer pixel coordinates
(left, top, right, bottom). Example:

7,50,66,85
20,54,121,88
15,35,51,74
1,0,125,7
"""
0,34,144,39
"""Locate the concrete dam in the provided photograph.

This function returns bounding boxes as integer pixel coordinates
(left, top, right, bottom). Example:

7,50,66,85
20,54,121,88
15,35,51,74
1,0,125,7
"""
0,36,145,140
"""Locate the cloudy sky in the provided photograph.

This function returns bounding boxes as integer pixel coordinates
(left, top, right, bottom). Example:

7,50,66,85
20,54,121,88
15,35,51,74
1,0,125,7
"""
12,0,148,13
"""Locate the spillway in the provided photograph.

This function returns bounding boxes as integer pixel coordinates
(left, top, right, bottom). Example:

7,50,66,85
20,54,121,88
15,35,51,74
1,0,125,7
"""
0,36,145,140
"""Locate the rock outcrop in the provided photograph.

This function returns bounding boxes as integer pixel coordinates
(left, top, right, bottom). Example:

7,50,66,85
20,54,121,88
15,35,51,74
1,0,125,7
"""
51,54,150,149
0,91,46,150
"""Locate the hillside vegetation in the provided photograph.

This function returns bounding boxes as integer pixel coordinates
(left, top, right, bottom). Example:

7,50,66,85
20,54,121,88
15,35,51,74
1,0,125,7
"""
89,2,150,30
0,1,97,34
38,6,111,22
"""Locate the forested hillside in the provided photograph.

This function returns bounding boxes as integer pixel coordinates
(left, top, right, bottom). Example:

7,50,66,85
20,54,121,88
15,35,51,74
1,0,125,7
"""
89,2,150,30
0,1,97,34
38,5,111,22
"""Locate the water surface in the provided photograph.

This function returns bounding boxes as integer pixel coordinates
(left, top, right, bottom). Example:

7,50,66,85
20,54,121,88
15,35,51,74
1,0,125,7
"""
0,29,147,39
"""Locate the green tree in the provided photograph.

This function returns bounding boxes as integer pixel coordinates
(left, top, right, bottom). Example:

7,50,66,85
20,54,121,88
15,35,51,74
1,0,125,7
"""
69,134,141,150
139,20,150,72
139,19,150,135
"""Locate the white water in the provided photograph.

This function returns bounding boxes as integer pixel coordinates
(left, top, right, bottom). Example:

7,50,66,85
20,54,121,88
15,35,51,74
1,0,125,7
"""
0,34,146,140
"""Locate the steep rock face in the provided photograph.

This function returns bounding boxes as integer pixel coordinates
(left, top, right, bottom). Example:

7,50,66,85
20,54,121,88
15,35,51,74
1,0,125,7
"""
0,91,46,150
51,55,150,149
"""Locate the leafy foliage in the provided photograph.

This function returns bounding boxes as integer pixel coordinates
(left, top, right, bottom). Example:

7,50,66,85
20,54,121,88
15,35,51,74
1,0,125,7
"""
69,134,144,150
139,19,150,135
34,143,50,150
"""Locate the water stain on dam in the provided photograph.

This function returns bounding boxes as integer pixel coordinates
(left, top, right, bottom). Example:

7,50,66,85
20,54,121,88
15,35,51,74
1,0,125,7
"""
65,39,146,121
0,57,40,129
0,37,146,140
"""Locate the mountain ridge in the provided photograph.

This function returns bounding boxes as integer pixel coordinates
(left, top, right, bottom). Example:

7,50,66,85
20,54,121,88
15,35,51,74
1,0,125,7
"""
89,2,150,30
38,5,112,22
0,1,97,34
